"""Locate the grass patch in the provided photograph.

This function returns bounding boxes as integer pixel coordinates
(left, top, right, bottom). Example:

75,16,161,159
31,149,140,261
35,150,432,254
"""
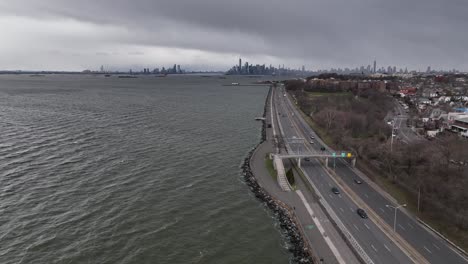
286,168,295,186
265,154,276,180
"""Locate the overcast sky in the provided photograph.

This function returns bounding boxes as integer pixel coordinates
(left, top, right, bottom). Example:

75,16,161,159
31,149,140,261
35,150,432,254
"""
1,0,467,71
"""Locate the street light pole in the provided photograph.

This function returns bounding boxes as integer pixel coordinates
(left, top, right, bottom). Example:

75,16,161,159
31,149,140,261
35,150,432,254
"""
386,203,406,232
390,119,396,153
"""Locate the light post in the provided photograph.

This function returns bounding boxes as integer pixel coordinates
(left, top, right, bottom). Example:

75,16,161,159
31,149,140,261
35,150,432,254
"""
390,119,396,153
386,203,406,232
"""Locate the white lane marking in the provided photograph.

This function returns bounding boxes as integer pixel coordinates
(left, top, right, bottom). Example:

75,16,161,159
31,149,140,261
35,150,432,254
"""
384,244,391,252
424,246,432,254
407,222,414,229
371,244,378,252
339,207,344,213
297,190,346,264
364,223,370,230
364,193,369,198
353,224,359,231
398,224,406,231
328,194,333,198
432,243,441,250
379,208,385,213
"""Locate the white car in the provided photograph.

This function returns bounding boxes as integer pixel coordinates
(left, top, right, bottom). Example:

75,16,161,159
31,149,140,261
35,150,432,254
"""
309,141,315,144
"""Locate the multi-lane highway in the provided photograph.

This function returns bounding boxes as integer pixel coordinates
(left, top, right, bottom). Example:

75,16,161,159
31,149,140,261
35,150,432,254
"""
273,88,412,263
273,86,468,264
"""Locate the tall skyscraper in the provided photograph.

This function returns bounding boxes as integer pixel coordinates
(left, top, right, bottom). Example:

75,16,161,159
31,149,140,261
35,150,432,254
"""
239,58,242,74
177,65,181,74
373,60,376,73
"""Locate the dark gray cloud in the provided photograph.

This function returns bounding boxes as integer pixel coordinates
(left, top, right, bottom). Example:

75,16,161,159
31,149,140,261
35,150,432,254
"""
0,0,467,71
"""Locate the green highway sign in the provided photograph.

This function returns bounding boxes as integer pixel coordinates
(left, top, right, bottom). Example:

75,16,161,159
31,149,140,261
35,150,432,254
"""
332,153,336,157
341,152,346,157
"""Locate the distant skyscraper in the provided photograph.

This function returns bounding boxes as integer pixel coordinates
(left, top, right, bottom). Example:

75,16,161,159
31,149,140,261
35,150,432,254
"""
302,65,305,72
373,60,376,73
100,65,104,73
426,66,431,73
239,58,242,74
177,65,181,74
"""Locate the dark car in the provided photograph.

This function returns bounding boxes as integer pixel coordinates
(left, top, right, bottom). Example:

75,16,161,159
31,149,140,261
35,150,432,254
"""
331,187,340,194
320,147,326,151
357,208,368,219
310,135,315,139
304,157,310,162
354,179,363,184
267,124,272,128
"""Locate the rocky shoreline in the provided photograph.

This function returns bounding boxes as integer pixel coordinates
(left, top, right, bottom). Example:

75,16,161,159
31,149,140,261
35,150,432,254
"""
241,86,314,263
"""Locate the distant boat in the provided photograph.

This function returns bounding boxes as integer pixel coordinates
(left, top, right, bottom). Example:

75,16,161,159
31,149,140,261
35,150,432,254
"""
231,82,240,85
255,117,266,121
118,75,137,78
104,74,111,77
155,74,167,77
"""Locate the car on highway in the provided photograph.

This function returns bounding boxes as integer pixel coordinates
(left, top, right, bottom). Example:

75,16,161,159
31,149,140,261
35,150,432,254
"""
331,187,340,194
357,208,368,219
320,147,326,151
309,141,314,144
354,179,363,184
310,135,315,139
304,157,310,162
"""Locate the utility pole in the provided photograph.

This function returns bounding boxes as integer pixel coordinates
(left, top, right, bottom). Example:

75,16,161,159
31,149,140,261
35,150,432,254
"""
391,120,396,152
386,203,406,232
417,187,421,213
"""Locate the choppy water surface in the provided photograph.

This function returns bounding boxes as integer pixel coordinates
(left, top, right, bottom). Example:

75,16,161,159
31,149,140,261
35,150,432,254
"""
0,75,290,264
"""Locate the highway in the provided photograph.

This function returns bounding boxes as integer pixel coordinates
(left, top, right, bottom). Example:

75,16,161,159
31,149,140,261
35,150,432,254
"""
274,88,412,263
273,86,468,264
391,100,422,144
